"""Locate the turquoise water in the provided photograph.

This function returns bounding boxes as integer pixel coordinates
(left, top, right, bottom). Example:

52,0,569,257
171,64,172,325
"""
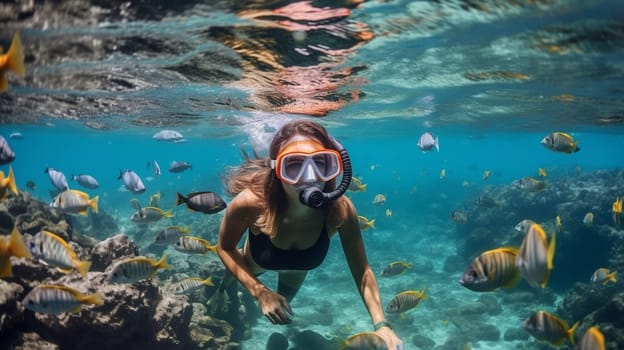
2,0,624,349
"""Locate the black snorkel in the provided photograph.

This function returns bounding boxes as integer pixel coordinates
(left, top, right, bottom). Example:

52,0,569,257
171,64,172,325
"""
299,137,352,208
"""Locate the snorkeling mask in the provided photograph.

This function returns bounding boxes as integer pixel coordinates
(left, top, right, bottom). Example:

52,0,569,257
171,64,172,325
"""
271,137,352,208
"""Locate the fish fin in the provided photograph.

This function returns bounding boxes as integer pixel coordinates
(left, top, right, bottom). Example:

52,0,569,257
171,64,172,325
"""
209,244,218,254
547,231,556,270
78,209,89,216
7,32,25,77
78,292,104,306
181,226,190,234
202,277,214,286
57,267,73,274
0,256,13,277
435,136,439,152
162,209,174,218
503,271,522,288
420,287,428,299
568,321,580,345
176,192,186,206
608,271,617,283
89,195,99,214
75,260,92,278
7,167,18,195
361,183,367,192
8,227,32,259
0,72,7,93
369,219,376,230
69,305,83,314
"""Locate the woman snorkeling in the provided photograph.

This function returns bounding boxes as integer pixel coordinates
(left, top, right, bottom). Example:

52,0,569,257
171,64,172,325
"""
214,119,403,349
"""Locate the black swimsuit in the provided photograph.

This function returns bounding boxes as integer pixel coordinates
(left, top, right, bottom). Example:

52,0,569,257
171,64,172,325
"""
248,225,330,271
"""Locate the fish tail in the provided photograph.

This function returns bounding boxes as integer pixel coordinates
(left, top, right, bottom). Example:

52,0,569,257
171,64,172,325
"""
162,209,174,218
0,256,13,277
117,169,123,180
8,227,32,259
202,277,214,286
435,136,439,152
89,195,99,214
7,32,25,77
547,231,556,270
607,271,617,284
368,219,376,230
209,244,218,254
78,292,105,306
176,192,186,206
361,183,367,192
156,255,171,270
420,287,428,299
181,226,190,234
7,167,18,195
75,260,92,278
568,321,580,345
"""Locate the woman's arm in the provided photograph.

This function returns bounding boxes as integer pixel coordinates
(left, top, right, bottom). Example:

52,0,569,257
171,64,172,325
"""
337,197,403,349
216,190,293,324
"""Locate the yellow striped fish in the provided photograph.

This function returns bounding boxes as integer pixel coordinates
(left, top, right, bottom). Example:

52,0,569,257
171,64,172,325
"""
522,310,579,346
173,236,217,255
516,222,556,288
22,284,104,315
50,189,99,216
385,287,427,313
29,230,91,278
380,261,413,277
459,247,521,292
173,277,214,295
576,327,605,350
107,255,170,283
339,332,388,350
0,227,31,278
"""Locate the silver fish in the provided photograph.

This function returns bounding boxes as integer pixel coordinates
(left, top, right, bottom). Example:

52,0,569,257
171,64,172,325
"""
541,132,580,153
29,230,91,277
153,129,184,142
516,222,556,288
513,177,547,192
50,189,99,216
176,192,226,214
380,261,413,277
45,167,68,192
522,310,579,346
22,284,104,315
173,277,214,295
130,207,173,223
72,174,99,189
107,255,170,283
154,226,190,245
168,161,192,173
575,327,605,350
417,132,439,152
173,236,217,255
0,136,15,165
385,288,427,313
118,169,146,194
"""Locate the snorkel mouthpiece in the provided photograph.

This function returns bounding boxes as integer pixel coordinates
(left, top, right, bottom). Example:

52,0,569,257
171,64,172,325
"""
299,137,353,208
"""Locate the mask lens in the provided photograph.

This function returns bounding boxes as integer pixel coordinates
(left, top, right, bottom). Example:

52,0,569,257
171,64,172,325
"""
277,150,342,184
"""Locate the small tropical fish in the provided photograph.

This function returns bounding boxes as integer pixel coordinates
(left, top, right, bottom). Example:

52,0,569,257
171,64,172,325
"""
45,167,69,192
541,132,580,153
514,219,536,233
459,247,521,292
372,194,386,205
417,132,439,153
538,167,548,177
513,177,547,193
148,192,162,207
555,215,562,233
575,326,605,350
590,268,616,285
176,192,227,214
173,277,214,295
385,208,392,217
0,166,18,200
339,332,388,350
348,177,367,192
380,261,413,277
0,227,32,278
516,222,556,288
9,132,23,140
358,215,375,231
474,195,500,208
153,130,185,142
29,230,91,278
522,310,579,346
118,169,146,194
439,168,446,180
107,255,170,283
0,136,16,165
0,31,25,93
173,236,217,255
450,210,468,224
462,180,470,188
130,206,173,223
147,160,161,177
71,174,99,190
50,189,99,216
168,161,192,173
22,284,104,315
612,197,622,226
385,288,427,313
582,212,594,227
482,169,491,180
576,165,582,175
26,180,36,191
154,226,190,245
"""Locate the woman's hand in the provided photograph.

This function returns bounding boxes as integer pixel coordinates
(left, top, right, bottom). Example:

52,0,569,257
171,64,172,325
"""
256,287,293,324
376,326,404,350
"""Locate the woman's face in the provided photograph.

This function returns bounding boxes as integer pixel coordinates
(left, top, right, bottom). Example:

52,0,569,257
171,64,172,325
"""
277,135,327,201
